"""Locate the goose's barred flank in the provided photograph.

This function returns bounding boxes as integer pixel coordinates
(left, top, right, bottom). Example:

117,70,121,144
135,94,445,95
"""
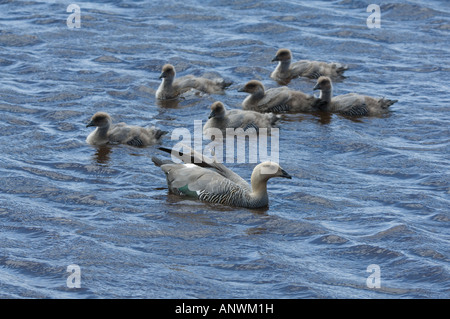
266,103,290,113
197,183,259,207
127,136,144,147
341,105,369,117
309,71,323,79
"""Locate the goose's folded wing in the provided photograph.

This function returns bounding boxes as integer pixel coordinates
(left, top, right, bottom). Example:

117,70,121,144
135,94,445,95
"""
258,87,292,113
290,60,313,76
332,94,368,116
226,109,248,128
162,164,245,197
158,146,250,190
109,124,149,146
238,110,275,129
107,124,131,143
292,60,331,79
173,75,198,94
177,76,226,94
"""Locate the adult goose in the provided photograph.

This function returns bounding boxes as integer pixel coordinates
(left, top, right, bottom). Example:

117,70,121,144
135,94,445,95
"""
152,146,291,208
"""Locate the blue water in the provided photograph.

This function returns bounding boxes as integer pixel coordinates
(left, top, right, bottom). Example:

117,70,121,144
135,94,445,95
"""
0,0,449,298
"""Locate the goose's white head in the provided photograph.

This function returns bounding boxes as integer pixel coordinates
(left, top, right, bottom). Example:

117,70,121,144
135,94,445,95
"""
253,161,292,181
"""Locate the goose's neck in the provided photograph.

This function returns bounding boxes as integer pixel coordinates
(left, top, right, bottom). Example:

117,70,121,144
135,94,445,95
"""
319,87,333,103
249,175,269,206
95,125,110,139
251,88,265,102
277,60,291,73
162,76,174,88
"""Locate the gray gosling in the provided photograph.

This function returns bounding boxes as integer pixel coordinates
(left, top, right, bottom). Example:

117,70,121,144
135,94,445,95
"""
271,48,348,84
86,112,166,147
152,146,291,209
239,80,320,113
313,76,398,116
203,101,279,137
155,64,232,100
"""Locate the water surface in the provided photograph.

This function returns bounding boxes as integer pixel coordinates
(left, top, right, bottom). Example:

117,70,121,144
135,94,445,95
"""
0,0,449,298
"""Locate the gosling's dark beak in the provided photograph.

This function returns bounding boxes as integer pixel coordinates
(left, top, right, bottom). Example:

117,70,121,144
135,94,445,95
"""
86,120,94,128
208,111,215,119
159,72,166,79
280,169,292,179
313,83,320,91
271,56,280,62
237,87,246,93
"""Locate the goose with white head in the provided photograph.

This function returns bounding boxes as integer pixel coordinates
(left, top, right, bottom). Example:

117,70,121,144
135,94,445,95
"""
152,146,291,209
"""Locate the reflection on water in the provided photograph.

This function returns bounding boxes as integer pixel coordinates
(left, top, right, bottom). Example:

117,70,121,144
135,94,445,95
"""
92,145,112,165
156,98,182,109
314,111,333,125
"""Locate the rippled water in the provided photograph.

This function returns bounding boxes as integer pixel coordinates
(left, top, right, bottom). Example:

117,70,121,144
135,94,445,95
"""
0,0,449,299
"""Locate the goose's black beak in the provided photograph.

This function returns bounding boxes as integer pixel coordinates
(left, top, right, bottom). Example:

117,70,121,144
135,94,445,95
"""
280,169,292,179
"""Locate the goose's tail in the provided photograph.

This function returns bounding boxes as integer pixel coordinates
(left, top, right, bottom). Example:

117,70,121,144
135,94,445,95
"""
151,156,173,167
155,129,168,140
219,79,233,90
335,63,349,76
380,98,398,109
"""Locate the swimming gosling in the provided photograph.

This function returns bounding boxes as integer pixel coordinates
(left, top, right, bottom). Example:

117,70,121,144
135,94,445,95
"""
152,146,291,209
155,64,232,100
86,112,166,146
203,101,279,136
271,48,348,84
239,80,320,113
313,76,397,116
